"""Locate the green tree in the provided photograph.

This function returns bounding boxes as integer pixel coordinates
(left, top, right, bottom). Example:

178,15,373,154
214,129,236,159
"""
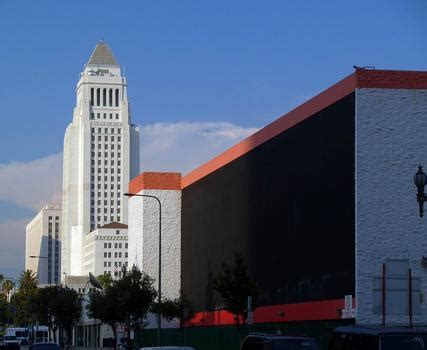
152,293,194,327
97,273,113,289
2,280,15,302
87,285,125,347
19,270,38,292
31,286,82,345
116,266,157,348
213,254,258,325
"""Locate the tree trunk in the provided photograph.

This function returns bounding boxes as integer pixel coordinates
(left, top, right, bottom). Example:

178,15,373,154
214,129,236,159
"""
110,323,117,349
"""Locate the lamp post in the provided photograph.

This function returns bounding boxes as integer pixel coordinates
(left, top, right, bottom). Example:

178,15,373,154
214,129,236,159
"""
29,255,50,286
124,192,162,346
414,165,427,217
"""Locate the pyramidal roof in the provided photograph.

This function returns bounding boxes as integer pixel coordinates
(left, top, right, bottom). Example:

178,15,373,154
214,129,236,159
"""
87,41,119,66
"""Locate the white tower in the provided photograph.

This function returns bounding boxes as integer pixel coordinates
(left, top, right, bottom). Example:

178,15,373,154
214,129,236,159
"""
62,42,140,276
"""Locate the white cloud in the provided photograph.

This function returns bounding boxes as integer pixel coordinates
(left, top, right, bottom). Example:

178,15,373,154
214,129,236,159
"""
0,153,63,211
0,217,32,278
0,121,258,276
139,122,259,174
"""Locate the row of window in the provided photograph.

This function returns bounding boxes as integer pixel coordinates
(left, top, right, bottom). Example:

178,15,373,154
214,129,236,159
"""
103,270,124,277
91,112,120,120
104,242,128,249
90,153,121,160
91,199,121,206
91,191,121,197
91,183,121,190
91,143,122,150
48,216,60,221
91,176,121,183
104,260,128,267
91,215,121,222
90,88,119,107
92,207,121,214
103,251,127,258
92,127,121,134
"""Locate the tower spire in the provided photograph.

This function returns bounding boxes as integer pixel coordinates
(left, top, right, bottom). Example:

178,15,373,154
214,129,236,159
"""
87,41,119,66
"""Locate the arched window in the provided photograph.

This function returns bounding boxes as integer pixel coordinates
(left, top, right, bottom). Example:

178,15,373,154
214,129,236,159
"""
96,88,100,106
103,88,106,106
115,89,119,107
109,89,113,106
90,88,94,106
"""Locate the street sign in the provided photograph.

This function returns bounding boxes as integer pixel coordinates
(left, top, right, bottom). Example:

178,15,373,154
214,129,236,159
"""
342,295,355,319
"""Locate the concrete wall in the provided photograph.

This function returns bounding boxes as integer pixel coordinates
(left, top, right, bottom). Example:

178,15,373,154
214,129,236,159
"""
128,188,181,300
355,87,427,325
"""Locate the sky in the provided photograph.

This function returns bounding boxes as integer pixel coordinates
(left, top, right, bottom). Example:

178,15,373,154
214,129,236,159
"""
0,0,426,279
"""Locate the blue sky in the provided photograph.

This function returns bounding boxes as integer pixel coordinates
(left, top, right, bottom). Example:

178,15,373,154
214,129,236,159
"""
0,0,426,278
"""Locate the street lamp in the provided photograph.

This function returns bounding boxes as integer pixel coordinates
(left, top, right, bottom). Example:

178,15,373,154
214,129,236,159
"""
414,165,427,217
124,192,162,346
29,255,50,286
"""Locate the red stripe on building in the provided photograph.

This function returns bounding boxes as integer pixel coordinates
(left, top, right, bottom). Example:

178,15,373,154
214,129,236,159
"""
182,69,427,189
185,298,353,327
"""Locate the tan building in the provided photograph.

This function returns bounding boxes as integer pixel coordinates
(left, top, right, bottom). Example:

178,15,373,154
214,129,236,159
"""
25,205,61,285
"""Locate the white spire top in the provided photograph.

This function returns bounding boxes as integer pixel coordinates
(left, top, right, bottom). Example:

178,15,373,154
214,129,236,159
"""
87,41,119,66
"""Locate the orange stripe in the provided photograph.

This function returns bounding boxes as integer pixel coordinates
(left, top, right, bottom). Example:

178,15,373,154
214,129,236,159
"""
182,69,427,188
181,72,357,188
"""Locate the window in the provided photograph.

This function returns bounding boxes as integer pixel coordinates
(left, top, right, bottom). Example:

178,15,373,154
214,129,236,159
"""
119,252,122,258
117,216,120,221
115,89,119,106
110,113,113,119
108,252,111,258
108,261,111,267
98,128,101,133
111,128,114,133
119,262,122,267
108,243,112,248
103,88,106,106
104,261,107,267
104,216,107,221
90,112,94,119
111,216,114,221
125,243,128,249
109,89,113,106
116,230,120,235
105,136,108,141
117,200,121,205
97,208,101,213
116,113,119,119
125,252,128,258
90,88,94,106
104,243,107,248
118,136,121,142
119,243,122,249
114,243,117,249
97,113,100,119
49,216,52,220
103,113,106,119
96,88,100,106
114,252,118,258
104,252,107,258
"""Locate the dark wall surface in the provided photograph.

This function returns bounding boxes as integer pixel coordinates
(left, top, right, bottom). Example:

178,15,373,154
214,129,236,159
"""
182,93,355,311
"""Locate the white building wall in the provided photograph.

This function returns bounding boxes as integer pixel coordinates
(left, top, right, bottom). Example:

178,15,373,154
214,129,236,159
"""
128,189,181,301
26,205,61,285
82,227,128,278
355,88,427,325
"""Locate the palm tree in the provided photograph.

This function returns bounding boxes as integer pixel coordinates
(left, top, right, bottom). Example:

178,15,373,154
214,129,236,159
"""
97,273,113,289
2,279,15,302
19,269,38,292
